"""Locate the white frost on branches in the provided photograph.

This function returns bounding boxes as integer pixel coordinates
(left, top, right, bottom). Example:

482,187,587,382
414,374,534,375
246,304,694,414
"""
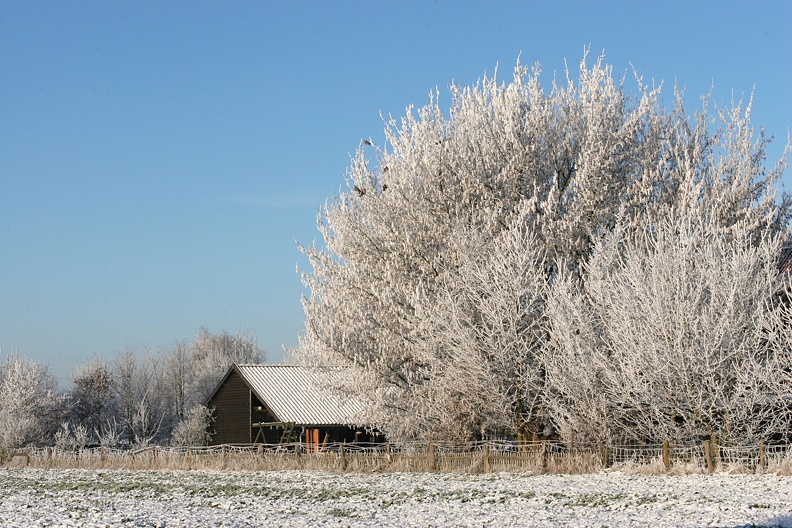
297,52,791,444
0,351,60,449
170,405,215,447
546,216,792,445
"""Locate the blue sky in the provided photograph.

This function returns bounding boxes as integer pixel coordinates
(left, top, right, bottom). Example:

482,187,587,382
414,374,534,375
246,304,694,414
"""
1,1,790,385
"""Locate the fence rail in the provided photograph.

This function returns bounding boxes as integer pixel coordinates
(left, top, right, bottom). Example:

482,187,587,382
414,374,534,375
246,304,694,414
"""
2,441,790,474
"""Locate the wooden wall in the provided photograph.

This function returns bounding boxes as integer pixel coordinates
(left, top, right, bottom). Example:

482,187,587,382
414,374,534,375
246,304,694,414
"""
207,369,252,445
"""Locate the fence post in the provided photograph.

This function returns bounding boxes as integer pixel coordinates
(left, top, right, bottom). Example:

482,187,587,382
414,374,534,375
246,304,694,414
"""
759,440,766,473
662,440,671,470
540,441,548,471
257,444,264,469
428,443,436,472
483,443,490,473
187,448,192,471
385,443,392,465
600,442,609,468
339,445,347,471
704,439,714,474
153,446,158,468
222,445,228,470
100,447,106,469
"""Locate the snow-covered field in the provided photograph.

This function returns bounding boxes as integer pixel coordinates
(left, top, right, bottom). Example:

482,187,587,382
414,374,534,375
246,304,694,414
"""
1,467,790,527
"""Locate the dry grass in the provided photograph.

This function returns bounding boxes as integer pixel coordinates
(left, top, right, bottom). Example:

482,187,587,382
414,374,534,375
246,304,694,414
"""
544,451,604,474
767,453,792,476
666,460,707,475
3,443,789,476
612,458,671,475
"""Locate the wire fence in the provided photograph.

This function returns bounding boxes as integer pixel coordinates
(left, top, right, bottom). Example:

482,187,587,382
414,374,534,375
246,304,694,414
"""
2,440,790,475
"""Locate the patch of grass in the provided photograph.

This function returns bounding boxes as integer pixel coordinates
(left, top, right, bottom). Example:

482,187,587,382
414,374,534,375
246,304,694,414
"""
630,494,660,506
564,493,627,508
327,507,358,518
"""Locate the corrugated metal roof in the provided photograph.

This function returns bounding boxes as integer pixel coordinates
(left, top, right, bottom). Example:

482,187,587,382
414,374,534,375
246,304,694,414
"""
235,365,365,427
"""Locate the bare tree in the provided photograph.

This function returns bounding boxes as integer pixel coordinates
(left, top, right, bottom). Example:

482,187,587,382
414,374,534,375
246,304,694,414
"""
68,358,114,440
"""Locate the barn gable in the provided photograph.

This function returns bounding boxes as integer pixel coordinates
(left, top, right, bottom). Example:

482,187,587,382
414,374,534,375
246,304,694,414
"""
204,367,254,444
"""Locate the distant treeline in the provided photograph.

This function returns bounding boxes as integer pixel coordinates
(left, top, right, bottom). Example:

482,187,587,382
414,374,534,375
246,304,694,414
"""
0,328,264,450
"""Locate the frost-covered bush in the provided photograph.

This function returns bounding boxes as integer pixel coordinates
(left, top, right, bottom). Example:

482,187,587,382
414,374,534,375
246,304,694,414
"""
94,417,123,448
54,422,90,451
170,405,214,447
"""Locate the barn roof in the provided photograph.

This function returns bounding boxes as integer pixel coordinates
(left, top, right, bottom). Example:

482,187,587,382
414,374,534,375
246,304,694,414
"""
208,364,365,427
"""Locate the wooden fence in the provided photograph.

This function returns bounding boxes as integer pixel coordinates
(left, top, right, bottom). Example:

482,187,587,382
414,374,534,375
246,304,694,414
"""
2,440,790,474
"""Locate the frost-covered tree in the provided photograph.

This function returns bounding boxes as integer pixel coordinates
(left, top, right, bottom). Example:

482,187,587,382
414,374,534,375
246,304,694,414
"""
161,340,190,422
296,52,790,442
185,328,265,408
0,351,61,448
423,214,550,441
111,347,169,446
68,329,264,446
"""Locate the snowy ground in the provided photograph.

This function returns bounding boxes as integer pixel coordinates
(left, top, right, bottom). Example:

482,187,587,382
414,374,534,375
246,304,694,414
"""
0,467,790,527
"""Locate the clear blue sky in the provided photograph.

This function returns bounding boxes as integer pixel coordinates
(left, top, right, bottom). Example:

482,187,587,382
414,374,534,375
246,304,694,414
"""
1,1,790,385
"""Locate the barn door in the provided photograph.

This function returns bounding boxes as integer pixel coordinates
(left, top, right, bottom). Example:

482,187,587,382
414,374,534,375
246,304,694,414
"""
305,428,320,453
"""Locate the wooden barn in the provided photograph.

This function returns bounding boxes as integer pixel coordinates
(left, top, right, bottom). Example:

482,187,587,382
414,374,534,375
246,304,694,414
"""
204,364,378,449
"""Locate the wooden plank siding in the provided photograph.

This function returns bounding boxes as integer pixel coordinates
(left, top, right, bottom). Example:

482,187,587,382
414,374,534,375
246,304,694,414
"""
207,369,278,444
